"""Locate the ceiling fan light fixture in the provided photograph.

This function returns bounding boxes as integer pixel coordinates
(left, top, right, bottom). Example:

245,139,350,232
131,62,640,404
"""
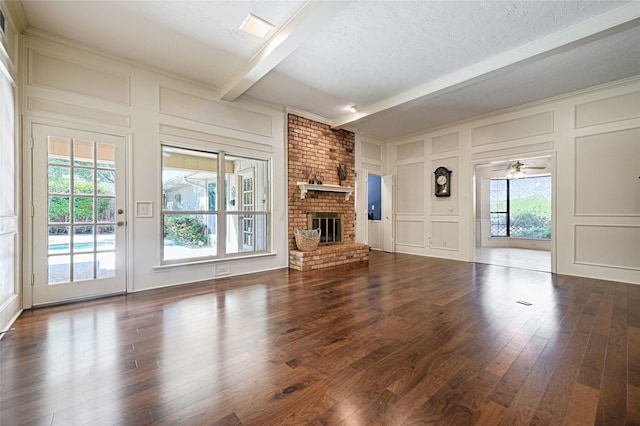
506,170,526,179
240,13,274,38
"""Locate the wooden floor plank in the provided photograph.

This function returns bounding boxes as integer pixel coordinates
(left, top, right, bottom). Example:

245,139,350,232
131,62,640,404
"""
1,252,637,425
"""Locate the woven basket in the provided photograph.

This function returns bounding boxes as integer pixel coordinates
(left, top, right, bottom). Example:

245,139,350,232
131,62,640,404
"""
294,228,321,252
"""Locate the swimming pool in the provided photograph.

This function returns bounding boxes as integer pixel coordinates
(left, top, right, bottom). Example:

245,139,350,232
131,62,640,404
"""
48,241,115,252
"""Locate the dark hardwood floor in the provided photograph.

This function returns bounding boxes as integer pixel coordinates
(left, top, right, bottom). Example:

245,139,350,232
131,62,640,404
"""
1,251,638,425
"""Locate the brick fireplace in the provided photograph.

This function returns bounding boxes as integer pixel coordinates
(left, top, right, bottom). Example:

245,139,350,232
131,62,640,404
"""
287,114,368,271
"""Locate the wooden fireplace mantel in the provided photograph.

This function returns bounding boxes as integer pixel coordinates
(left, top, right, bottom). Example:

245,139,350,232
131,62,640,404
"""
297,182,354,201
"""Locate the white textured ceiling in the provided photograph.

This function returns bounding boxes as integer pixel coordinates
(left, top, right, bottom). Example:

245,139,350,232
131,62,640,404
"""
19,0,640,139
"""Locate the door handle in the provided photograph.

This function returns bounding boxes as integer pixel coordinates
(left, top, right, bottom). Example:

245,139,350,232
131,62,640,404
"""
117,221,125,227
117,209,124,214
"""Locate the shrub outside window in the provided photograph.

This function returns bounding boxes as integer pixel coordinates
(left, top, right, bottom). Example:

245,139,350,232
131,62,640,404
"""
161,146,270,263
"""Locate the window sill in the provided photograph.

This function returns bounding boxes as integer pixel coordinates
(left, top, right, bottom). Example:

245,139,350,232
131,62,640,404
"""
153,251,277,271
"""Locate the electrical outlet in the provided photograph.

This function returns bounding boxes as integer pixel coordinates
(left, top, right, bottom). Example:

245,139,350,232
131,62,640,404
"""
215,263,230,276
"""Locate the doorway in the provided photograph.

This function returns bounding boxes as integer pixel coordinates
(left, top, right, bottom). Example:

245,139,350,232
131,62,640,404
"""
367,173,383,250
473,156,552,272
31,124,127,305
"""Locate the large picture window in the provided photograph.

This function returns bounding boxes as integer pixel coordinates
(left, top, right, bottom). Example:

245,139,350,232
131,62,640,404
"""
490,176,551,239
161,146,269,263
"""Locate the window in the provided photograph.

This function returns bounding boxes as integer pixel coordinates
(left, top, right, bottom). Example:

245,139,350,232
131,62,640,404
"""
161,146,269,263
489,176,551,239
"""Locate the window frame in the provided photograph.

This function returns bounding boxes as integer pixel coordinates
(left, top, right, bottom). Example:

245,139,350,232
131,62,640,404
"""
160,143,271,265
489,178,509,237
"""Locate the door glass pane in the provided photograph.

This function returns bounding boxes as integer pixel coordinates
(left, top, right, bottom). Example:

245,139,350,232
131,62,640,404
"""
74,225,94,252
74,139,94,166
97,198,116,223
73,253,94,281
48,137,70,165
97,252,115,278
74,168,94,194
49,196,70,223
48,166,70,194
49,255,70,284
97,170,116,195
48,226,70,254
97,225,115,251
74,197,94,223
97,143,115,169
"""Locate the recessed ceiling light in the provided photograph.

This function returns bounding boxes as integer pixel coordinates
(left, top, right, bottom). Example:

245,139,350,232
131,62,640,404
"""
348,106,357,113
240,13,274,38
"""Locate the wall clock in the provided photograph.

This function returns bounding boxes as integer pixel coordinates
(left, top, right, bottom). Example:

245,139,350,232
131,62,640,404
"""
434,167,452,197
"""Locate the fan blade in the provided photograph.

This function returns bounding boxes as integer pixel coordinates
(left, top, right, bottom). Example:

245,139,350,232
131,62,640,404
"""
522,166,546,169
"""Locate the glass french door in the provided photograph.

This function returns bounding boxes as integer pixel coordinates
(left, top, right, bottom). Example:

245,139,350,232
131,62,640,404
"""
32,124,127,305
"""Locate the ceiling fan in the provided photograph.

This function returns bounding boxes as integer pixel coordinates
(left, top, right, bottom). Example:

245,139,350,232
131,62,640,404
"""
493,160,546,178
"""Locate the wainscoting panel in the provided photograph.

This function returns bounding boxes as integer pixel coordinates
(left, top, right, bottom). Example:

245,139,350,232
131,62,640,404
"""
396,140,424,161
575,128,640,216
396,163,424,215
471,111,554,146
361,162,382,172
361,141,382,161
159,87,273,138
430,221,459,251
575,225,640,270
431,132,459,154
29,50,130,105
575,91,640,128
158,125,273,153
396,219,425,247
28,97,131,128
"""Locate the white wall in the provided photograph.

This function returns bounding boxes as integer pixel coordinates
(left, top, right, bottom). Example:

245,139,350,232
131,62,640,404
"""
21,32,288,307
0,1,22,333
388,78,640,284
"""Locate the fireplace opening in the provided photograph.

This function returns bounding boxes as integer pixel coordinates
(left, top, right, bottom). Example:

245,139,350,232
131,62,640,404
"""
307,212,343,245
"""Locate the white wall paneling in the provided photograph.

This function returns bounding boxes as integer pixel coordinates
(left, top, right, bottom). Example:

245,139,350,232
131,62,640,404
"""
396,140,424,161
471,111,554,146
361,140,382,161
361,162,382,172
431,132,459,154
575,224,640,270
471,140,555,162
396,219,425,248
27,97,131,127
575,128,640,216
429,221,459,251
29,50,130,105
159,87,273,138
575,91,640,128
396,162,424,215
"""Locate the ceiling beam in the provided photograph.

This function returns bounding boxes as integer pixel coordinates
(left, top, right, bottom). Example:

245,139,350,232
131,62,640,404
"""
220,1,348,102
332,2,640,130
